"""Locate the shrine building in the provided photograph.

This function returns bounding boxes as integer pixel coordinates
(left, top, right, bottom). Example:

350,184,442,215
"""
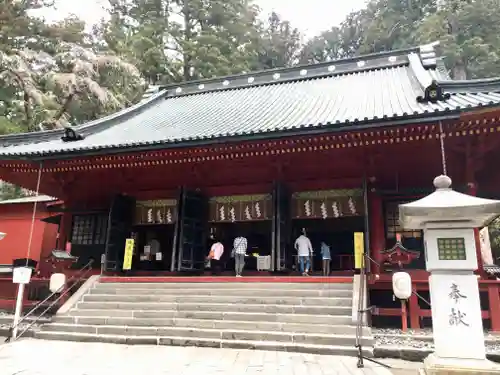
1,42,500,330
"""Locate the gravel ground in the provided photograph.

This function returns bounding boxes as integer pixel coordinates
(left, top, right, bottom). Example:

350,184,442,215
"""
0,311,48,337
373,328,500,353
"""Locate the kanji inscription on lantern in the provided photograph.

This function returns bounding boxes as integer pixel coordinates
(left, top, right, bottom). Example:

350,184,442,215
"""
437,237,466,260
448,283,469,327
449,307,469,327
448,283,467,303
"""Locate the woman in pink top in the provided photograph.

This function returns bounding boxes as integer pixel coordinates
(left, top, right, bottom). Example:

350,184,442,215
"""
207,236,224,275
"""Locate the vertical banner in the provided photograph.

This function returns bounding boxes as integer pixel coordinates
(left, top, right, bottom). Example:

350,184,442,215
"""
122,238,135,270
354,232,365,269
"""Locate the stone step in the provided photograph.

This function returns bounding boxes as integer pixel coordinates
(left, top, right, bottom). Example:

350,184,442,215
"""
90,287,353,298
83,294,352,305
76,301,351,315
95,282,353,291
54,315,370,335
0,316,51,325
66,309,353,325
34,330,372,357
41,323,374,346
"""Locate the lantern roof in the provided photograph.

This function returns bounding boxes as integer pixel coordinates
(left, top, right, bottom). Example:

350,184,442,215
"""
399,175,500,229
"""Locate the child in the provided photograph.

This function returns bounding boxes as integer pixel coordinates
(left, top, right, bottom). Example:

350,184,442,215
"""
320,241,331,276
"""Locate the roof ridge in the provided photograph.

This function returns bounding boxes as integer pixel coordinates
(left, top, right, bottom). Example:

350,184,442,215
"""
163,60,411,101
156,42,445,99
158,45,421,91
438,76,500,93
407,42,454,103
410,41,500,97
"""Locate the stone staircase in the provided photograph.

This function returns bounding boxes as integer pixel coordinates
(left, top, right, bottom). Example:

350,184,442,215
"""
36,280,374,356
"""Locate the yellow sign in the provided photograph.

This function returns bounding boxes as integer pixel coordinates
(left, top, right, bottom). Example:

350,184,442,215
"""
122,238,135,270
354,232,365,269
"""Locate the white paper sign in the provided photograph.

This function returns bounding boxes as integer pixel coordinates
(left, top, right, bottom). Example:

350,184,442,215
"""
144,245,151,254
13,267,32,284
156,252,162,261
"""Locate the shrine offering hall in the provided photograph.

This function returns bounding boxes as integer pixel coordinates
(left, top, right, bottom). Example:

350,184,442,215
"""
97,188,365,275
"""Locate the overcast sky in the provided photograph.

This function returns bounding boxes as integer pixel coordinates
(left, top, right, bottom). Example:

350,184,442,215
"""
37,0,368,38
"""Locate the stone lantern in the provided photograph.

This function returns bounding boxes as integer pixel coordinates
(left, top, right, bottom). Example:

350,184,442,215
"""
399,175,500,375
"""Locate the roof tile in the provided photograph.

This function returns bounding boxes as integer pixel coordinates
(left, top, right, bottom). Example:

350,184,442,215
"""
1,43,500,158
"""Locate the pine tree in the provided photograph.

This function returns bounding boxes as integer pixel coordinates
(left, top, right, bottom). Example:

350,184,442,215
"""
254,12,302,70
101,0,262,83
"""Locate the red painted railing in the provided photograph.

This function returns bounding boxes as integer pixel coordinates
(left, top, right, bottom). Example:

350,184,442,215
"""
0,277,51,311
370,276,500,331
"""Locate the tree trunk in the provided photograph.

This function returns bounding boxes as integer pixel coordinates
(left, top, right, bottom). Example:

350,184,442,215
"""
183,0,192,81
452,62,467,80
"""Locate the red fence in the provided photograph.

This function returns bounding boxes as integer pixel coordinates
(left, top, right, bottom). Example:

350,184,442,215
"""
370,277,500,331
0,277,51,311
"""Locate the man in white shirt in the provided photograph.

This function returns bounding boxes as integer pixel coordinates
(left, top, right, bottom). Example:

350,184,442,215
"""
233,235,248,277
295,231,313,276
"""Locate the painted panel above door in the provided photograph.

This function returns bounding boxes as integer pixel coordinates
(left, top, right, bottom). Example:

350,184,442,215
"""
208,194,272,222
291,189,364,219
135,199,178,225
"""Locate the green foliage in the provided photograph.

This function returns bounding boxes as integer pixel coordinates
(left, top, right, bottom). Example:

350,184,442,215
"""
299,0,500,80
255,12,302,69
0,182,26,200
99,0,264,83
416,0,500,79
0,1,145,133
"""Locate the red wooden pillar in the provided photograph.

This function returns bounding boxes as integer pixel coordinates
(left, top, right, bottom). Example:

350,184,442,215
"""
58,211,72,251
488,283,500,332
409,284,421,329
368,190,385,275
401,300,408,332
467,183,485,276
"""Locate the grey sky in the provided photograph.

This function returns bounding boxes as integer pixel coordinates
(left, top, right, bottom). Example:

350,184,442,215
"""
38,0,368,38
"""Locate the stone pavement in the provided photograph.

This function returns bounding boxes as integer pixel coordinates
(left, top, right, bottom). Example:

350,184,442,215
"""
0,339,415,375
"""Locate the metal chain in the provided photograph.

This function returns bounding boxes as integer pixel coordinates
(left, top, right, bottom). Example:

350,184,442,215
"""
439,121,447,176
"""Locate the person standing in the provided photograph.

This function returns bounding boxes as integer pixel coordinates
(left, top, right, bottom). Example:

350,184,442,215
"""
295,231,313,276
207,236,224,276
320,241,331,276
232,234,248,277
145,232,161,271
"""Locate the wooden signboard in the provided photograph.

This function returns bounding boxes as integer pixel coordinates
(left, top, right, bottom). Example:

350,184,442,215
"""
209,194,272,222
135,199,178,225
291,189,364,219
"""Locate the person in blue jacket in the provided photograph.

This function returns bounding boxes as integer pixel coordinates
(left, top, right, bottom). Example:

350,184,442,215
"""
320,241,331,276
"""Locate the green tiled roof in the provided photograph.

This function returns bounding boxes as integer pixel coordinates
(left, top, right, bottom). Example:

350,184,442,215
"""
1,42,500,159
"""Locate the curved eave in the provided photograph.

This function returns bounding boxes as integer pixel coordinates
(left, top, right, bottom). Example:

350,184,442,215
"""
0,90,169,147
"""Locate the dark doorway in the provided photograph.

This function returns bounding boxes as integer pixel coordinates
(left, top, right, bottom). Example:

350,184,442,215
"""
209,221,273,272
291,217,365,272
131,224,175,271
